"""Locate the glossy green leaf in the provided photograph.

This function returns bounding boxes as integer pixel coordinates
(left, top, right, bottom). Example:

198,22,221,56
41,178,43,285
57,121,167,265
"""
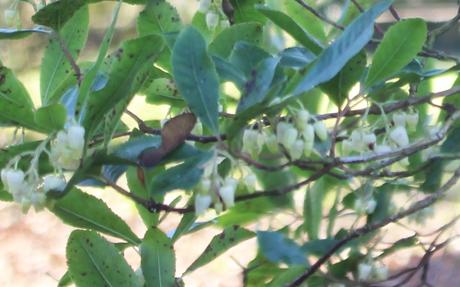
208,22,264,59
256,6,322,54
257,231,307,266
0,27,50,39
83,35,165,136
40,6,88,104
279,47,316,69
137,0,181,36
301,238,340,257
237,56,280,112
172,212,196,242
212,55,247,88
149,151,213,196
229,41,270,76
172,26,219,133
144,78,183,105
51,188,141,245
186,226,255,273
365,18,427,87
32,0,146,29
321,51,366,106
57,271,72,287
141,228,176,287
292,0,393,97
34,103,67,131
0,64,40,131
283,0,326,42
66,230,141,287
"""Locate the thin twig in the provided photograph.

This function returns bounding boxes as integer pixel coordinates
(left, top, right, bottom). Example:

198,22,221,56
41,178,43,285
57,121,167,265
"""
293,0,344,30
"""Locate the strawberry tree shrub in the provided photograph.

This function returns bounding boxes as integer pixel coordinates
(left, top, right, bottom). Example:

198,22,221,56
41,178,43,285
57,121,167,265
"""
1,0,460,286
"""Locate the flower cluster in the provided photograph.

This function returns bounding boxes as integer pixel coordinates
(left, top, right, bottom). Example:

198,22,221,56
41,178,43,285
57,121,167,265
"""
50,123,85,171
198,0,230,30
1,122,85,212
357,259,388,282
194,159,257,216
241,109,328,161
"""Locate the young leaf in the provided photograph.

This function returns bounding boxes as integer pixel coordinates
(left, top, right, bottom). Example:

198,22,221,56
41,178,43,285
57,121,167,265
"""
257,231,307,266
66,230,141,287
292,0,393,97
256,6,322,54
40,6,89,104
172,27,219,134
365,18,428,87
50,188,141,245
186,226,255,273
34,103,67,131
208,22,264,58
140,228,176,287
137,0,182,36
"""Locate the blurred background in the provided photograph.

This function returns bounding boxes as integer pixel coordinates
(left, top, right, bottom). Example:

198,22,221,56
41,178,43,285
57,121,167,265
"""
0,0,460,286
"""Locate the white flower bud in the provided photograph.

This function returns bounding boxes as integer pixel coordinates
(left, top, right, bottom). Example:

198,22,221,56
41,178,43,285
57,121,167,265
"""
43,175,66,193
358,262,373,281
219,184,236,208
314,121,328,141
30,192,47,211
198,178,211,192
365,198,377,214
265,133,279,153
392,112,406,127
224,177,238,189
294,110,310,130
195,194,212,216
350,130,363,144
389,126,409,147
2,169,25,191
362,133,376,147
242,129,262,157
277,122,298,148
288,139,304,161
206,11,219,30
198,0,212,13
214,202,223,214
300,124,314,142
354,198,365,214
67,124,85,150
406,112,419,132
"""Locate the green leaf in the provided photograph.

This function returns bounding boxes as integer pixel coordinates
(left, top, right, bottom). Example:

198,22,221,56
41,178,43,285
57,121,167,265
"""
365,18,427,87
292,0,393,97
186,226,255,273
66,230,141,287
0,27,50,39
137,0,182,36
267,266,306,287
229,41,270,76
302,238,340,257
237,56,280,113
40,6,89,105
51,188,141,245
144,78,183,105
279,47,316,69
368,183,394,223
283,0,326,42
208,22,264,59
376,235,417,259
172,212,196,242
172,26,219,134
141,228,176,287
0,64,40,131
321,51,366,106
149,151,213,196
256,6,322,54
0,183,12,202
212,55,247,88
57,271,72,287
83,35,165,136
257,231,307,266
32,0,146,29
230,0,266,24
303,184,323,240
34,103,67,131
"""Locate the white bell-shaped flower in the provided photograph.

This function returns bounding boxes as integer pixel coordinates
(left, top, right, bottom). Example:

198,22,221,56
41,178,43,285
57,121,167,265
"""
288,139,304,161
1,168,25,191
313,121,328,141
389,126,409,147
195,194,212,216
277,122,298,148
50,123,85,171
43,175,66,193
219,182,236,208
406,112,419,131
300,124,314,142
265,133,279,153
392,112,406,127
206,11,219,30
294,110,310,130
